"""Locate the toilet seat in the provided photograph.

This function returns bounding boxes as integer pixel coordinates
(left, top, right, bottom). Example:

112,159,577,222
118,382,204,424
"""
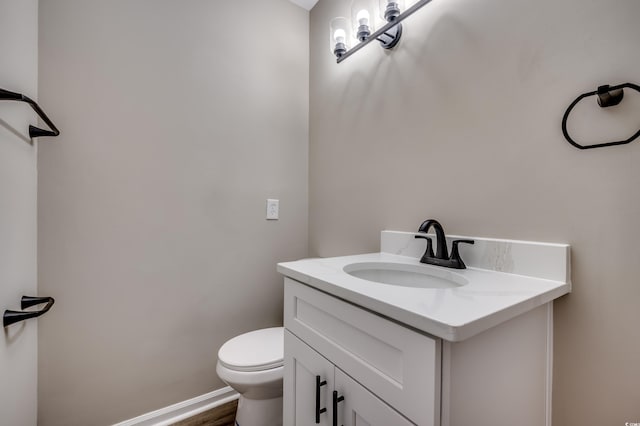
218,327,284,372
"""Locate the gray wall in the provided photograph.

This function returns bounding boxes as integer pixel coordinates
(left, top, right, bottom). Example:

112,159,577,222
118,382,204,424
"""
0,1,38,424
37,0,308,424
310,0,640,425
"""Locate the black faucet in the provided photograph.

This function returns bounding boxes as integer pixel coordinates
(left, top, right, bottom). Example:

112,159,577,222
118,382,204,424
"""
415,219,475,269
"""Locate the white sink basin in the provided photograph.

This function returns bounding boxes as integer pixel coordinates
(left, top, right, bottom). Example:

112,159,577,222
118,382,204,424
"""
343,262,468,289
278,231,571,341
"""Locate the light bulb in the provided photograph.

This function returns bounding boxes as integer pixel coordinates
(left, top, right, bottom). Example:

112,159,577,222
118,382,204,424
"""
356,9,370,26
352,1,374,42
330,17,350,58
329,17,352,58
379,0,404,21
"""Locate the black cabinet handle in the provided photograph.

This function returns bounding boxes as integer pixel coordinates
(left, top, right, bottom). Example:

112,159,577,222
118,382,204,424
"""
315,375,327,423
332,390,344,426
3,296,55,327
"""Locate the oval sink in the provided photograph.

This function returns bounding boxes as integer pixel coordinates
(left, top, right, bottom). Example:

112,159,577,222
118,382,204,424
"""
344,262,468,289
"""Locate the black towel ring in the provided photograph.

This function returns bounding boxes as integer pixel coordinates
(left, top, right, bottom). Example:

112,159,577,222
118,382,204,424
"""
561,82,640,150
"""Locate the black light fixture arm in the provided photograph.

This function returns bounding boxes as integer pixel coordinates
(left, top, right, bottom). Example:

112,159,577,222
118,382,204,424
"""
0,87,60,139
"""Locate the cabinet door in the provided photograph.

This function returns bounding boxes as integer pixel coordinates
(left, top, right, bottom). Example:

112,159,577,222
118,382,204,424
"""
285,278,440,425
284,330,334,426
334,369,415,426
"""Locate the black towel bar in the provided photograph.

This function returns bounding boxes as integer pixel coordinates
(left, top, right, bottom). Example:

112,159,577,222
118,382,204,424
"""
3,296,55,327
0,87,60,139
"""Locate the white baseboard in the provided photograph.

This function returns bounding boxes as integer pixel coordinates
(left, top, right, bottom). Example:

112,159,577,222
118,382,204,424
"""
113,386,239,426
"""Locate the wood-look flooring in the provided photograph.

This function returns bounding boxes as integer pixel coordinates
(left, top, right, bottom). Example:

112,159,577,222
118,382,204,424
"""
171,399,238,426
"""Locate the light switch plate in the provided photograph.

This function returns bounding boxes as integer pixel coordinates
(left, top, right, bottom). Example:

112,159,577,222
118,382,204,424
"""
266,199,279,220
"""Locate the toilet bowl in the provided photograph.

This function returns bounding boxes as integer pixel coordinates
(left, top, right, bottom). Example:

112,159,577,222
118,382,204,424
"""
216,327,284,426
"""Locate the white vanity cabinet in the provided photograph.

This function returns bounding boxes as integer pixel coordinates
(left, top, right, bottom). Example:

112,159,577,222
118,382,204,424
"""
283,277,556,426
280,231,570,426
283,278,440,426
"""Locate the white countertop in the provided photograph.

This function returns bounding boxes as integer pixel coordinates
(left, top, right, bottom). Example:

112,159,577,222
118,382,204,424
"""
277,231,571,341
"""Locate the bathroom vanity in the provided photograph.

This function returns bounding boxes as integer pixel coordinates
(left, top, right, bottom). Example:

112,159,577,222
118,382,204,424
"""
278,231,571,426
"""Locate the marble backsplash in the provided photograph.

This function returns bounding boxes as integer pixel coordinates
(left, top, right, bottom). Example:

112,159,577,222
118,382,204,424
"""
380,231,570,283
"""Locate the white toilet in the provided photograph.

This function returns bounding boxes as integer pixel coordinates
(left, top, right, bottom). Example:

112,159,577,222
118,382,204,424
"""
216,327,284,426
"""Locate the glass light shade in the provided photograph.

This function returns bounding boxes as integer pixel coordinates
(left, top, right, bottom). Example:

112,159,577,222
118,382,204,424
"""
378,0,404,21
351,0,375,42
329,17,351,57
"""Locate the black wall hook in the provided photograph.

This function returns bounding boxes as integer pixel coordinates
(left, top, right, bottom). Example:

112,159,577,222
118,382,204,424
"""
562,82,640,150
3,296,55,327
0,87,60,139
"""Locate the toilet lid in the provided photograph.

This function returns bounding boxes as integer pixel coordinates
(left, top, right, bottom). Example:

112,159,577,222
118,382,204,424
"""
218,327,284,372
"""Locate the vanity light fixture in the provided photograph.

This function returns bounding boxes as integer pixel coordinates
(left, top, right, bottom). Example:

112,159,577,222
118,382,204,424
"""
331,0,433,63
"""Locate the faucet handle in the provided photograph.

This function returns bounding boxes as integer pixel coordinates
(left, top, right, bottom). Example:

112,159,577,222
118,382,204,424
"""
414,235,434,259
450,239,474,269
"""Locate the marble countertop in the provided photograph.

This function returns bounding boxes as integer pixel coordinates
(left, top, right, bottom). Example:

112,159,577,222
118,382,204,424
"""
277,231,571,341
